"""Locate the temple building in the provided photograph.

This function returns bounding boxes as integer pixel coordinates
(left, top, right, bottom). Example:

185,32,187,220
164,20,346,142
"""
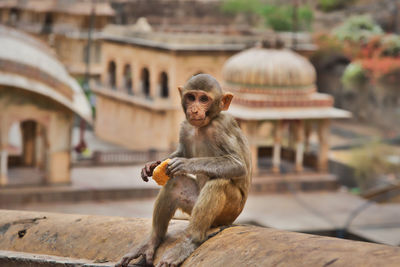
92,25,316,151
0,26,92,186
0,0,114,81
223,45,351,175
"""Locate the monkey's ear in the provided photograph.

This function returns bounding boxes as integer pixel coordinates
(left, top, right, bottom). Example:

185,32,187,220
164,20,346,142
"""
220,93,234,111
178,86,184,97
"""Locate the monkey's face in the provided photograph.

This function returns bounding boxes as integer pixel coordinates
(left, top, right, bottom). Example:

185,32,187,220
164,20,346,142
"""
183,91,213,127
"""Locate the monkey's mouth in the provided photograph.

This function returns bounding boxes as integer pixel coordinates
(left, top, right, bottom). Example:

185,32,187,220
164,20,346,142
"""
189,118,207,126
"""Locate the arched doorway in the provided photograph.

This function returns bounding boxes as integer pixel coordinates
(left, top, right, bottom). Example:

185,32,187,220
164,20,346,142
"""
42,12,53,34
7,120,47,186
159,72,169,98
123,64,133,95
107,61,117,89
141,67,150,97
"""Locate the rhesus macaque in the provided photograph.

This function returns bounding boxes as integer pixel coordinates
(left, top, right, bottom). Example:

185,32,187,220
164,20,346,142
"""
116,74,252,267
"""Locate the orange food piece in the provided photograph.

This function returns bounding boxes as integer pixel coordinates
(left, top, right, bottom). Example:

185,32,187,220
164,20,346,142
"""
152,159,171,186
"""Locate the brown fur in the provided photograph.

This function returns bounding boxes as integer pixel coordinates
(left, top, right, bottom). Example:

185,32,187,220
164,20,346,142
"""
116,74,252,267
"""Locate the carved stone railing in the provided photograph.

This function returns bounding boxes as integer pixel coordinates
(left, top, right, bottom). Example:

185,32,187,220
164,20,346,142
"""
0,210,400,266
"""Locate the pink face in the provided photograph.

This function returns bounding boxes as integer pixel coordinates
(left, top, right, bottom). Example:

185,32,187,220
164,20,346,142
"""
183,90,213,127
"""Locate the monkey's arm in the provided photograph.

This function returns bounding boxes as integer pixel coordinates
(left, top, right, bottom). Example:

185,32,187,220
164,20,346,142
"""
167,143,184,159
167,155,247,179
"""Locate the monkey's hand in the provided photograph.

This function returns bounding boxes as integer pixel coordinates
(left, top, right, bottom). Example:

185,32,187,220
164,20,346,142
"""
141,160,161,182
166,157,192,177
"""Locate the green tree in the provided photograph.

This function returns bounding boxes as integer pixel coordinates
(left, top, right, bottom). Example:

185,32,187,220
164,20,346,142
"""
318,0,355,12
221,0,313,32
334,15,383,42
342,62,367,89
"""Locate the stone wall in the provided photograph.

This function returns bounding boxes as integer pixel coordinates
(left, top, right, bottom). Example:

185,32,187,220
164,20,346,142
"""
1,210,400,266
0,87,74,185
94,40,235,151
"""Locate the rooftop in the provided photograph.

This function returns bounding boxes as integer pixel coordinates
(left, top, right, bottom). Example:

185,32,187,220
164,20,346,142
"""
0,26,92,122
101,24,317,52
0,0,115,16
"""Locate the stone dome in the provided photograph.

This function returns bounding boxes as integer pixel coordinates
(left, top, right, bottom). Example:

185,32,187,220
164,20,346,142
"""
0,25,92,122
223,47,316,95
222,47,332,108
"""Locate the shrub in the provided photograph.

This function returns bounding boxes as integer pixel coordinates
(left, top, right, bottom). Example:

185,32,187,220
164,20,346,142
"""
350,142,400,191
342,62,368,89
221,0,313,32
334,15,383,42
221,0,261,15
381,34,400,57
318,0,354,12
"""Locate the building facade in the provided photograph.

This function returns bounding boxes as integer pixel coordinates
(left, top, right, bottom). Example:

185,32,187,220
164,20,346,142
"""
0,26,91,186
223,46,351,174
93,35,241,151
0,0,114,81
92,26,317,152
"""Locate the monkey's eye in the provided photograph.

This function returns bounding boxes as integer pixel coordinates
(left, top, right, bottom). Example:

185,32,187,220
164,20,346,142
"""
186,94,195,102
199,95,209,103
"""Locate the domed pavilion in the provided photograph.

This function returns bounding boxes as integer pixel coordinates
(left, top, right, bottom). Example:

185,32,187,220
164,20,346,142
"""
0,26,92,186
223,46,351,175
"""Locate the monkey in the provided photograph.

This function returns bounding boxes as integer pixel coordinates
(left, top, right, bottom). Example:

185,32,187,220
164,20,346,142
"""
116,74,252,267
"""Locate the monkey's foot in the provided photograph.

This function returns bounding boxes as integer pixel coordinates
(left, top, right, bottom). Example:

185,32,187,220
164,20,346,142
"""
115,237,161,267
156,237,197,267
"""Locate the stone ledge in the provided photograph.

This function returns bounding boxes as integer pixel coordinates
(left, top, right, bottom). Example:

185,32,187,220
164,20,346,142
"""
0,186,160,208
1,210,400,267
0,250,111,267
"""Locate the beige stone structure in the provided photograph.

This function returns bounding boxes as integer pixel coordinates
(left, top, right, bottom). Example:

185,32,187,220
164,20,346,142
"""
0,0,114,80
92,27,317,152
223,46,351,174
0,26,91,186
93,34,245,151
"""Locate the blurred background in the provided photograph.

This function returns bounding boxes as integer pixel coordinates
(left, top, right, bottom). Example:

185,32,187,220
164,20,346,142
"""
0,0,400,247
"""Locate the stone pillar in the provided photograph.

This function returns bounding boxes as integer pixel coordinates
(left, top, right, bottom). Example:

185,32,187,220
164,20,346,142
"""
304,121,312,153
35,125,45,168
295,120,305,172
272,120,283,174
242,121,259,175
132,63,139,95
0,124,8,186
0,148,8,186
150,67,158,100
318,119,330,172
250,144,258,175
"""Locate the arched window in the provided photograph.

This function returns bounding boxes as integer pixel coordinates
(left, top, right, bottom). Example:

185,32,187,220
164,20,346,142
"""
107,61,116,89
123,64,133,95
42,13,53,34
141,67,150,97
9,8,19,26
160,72,169,98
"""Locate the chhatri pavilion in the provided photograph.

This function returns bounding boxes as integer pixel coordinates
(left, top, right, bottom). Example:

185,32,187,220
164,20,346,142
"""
223,44,351,175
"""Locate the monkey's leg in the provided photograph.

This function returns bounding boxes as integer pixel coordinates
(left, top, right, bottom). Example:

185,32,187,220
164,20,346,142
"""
189,179,243,241
116,176,198,267
156,179,243,267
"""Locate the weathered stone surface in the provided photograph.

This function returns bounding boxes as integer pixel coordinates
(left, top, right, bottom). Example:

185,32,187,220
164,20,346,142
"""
1,210,400,266
0,250,111,267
